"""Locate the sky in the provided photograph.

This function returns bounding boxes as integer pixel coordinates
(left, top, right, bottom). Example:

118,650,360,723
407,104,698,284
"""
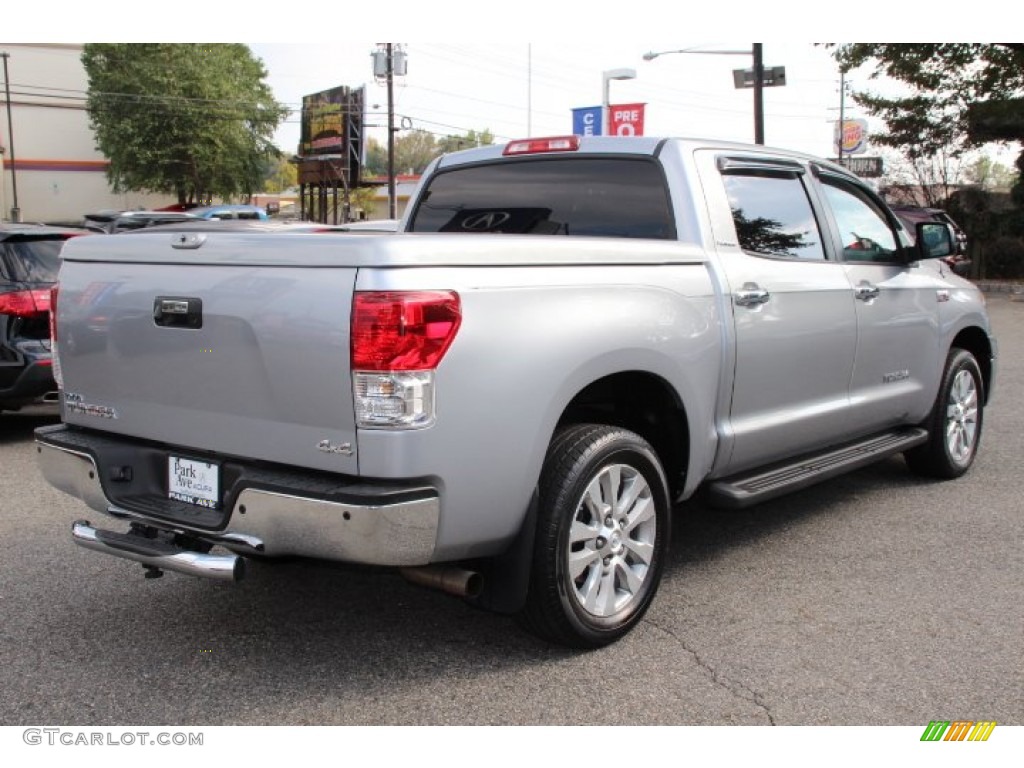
250,42,855,160
7,2,1016,169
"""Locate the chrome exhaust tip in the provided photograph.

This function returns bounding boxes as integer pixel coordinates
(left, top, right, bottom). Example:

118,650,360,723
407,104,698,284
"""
72,520,245,582
41,391,61,403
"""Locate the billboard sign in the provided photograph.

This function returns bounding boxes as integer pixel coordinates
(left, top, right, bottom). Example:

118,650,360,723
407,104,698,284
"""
572,106,603,136
834,119,869,155
301,86,350,157
298,85,365,187
608,103,645,136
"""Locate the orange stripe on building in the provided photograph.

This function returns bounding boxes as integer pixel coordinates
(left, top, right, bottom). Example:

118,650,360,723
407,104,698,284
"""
7,159,110,172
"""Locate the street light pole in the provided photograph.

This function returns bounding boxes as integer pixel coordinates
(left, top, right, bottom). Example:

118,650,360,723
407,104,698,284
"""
643,45,768,145
602,68,636,135
753,43,764,145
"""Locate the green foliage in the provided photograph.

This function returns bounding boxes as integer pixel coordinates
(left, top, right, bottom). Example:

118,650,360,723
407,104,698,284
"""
365,140,388,176
437,129,495,155
832,44,1024,277
262,155,297,193
964,156,1018,191
364,128,495,177
82,44,287,203
831,44,1024,158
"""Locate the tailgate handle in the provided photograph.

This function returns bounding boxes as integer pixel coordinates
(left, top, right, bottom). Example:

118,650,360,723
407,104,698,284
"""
154,296,203,329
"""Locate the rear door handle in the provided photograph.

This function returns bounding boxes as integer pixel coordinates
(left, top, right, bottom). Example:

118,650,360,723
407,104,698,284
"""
735,284,770,307
855,283,880,302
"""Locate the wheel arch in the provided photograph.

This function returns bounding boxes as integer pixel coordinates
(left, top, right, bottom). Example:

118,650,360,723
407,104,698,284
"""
555,370,690,501
950,325,993,404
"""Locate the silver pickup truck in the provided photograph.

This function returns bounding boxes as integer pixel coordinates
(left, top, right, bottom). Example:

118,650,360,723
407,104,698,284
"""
36,136,996,647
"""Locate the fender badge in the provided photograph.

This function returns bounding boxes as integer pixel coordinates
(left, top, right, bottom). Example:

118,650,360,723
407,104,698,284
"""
317,440,353,456
64,392,119,419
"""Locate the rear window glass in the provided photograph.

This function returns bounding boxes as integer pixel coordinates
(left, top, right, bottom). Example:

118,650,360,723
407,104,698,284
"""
4,238,65,281
408,157,675,239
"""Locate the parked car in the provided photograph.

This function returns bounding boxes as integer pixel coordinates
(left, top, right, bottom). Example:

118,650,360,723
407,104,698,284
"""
188,204,269,221
0,223,86,411
83,211,201,234
891,205,970,274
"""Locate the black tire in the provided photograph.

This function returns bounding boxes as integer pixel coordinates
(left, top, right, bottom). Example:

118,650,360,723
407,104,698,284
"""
905,348,984,479
518,424,671,648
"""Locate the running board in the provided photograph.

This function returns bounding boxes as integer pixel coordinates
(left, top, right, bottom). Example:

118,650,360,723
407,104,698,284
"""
706,427,929,509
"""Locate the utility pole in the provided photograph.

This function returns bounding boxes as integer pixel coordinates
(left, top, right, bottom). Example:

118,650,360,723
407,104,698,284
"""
386,44,396,220
1,52,20,222
753,43,764,145
837,69,846,166
373,44,407,220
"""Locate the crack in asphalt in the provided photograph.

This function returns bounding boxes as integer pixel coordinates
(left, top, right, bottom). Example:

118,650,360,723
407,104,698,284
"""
644,618,777,725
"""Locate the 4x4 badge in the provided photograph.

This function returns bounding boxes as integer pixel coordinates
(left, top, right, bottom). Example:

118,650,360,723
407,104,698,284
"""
317,440,353,456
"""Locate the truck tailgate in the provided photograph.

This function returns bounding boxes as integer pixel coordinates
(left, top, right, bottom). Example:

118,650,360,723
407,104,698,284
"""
55,236,360,475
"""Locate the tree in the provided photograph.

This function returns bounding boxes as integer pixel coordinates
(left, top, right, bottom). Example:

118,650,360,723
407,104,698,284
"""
437,129,495,155
964,156,1018,192
262,155,297,193
831,44,1024,159
879,147,968,208
364,128,496,177
82,44,287,204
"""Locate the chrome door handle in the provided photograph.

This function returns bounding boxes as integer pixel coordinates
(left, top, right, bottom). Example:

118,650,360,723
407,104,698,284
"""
735,286,770,307
855,284,880,302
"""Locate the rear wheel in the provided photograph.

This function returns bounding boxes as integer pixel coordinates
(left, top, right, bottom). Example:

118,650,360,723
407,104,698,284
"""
905,348,984,479
518,424,671,648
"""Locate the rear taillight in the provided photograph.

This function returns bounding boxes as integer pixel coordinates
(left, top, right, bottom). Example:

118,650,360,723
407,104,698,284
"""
352,291,461,371
50,285,63,389
0,288,51,317
351,291,461,429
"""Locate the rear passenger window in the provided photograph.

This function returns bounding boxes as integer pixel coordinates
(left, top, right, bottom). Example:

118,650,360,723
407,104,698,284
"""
722,173,825,260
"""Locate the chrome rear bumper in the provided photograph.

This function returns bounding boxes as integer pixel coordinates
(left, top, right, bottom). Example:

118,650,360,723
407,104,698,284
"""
37,429,441,568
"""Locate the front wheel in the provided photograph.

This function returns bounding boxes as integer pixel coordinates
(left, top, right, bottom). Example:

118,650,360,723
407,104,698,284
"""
905,348,984,479
518,425,671,648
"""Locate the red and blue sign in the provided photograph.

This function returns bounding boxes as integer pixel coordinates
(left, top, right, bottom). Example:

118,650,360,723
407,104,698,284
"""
572,105,646,136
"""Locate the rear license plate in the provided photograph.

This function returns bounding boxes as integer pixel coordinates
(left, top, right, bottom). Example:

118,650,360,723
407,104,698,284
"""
168,456,220,509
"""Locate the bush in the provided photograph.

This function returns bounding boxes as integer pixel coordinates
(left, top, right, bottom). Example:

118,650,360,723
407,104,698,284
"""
986,236,1024,279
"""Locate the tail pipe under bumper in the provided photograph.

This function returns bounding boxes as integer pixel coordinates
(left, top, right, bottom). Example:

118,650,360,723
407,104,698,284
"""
71,520,245,582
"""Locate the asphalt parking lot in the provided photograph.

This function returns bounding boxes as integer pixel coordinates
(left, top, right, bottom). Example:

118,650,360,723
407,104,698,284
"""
0,295,1021,727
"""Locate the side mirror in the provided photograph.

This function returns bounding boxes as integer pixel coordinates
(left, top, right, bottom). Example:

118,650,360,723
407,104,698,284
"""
916,222,955,259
